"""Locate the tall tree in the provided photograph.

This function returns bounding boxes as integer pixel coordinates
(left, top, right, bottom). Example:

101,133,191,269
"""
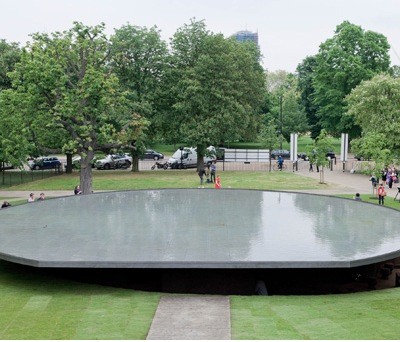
296,56,321,139
0,39,21,91
110,24,168,171
350,132,392,173
7,22,142,194
166,20,266,168
0,90,31,172
258,120,280,172
346,73,400,155
313,21,390,138
0,39,28,171
265,70,309,144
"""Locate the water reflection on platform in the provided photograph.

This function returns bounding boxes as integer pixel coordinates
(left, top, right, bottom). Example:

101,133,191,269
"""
0,189,400,268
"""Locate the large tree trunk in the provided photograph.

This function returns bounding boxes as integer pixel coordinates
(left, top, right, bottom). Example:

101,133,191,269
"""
80,149,94,194
196,144,206,172
65,153,73,174
131,156,139,172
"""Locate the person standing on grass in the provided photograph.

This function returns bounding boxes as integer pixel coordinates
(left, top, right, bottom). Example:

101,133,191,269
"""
377,183,386,205
215,175,221,189
198,166,206,188
210,161,217,183
353,193,362,201
381,169,387,186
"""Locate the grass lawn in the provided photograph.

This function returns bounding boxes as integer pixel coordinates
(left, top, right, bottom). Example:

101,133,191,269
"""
2,169,400,339
231,289,400,339
8,169,329,192
0,261,159,340
340,193,400,210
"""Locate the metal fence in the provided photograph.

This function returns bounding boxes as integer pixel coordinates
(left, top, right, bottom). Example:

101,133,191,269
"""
0,168,63,188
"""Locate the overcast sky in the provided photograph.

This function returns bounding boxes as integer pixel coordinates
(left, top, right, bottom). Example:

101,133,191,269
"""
1,0,399,72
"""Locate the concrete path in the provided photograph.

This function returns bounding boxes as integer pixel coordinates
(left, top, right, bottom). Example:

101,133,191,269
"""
146,296,231,340
295,167,399,198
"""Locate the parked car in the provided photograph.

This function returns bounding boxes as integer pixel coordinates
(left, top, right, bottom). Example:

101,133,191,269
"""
270,149,290,159
216,147,225,161
72,156,98,169
0,162,14,171
168,146,216,169
141,149,164,160
29,156,62,170
297,151,336,161
354,153,371,161
297,152,309,161
95,154,132,170
326,151,336,159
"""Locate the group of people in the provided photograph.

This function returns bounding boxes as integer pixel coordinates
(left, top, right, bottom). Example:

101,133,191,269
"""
2,187,81,209
27,192,45,202
198,161,221,189
368,167,399,206
381,167,399,189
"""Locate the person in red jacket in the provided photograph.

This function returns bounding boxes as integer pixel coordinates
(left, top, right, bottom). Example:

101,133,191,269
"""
215,175,221,189
377,183,386,205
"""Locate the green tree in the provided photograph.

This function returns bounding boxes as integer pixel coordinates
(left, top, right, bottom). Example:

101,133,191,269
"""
310,129,335,183
258,120,280,172
0,39,28,176
166,20,266,168
110,23,168,171
296,55,322,139
0,39,21,91
350,132,392,174
7,22,143,194
346,73,400,154
265,70,309,145
0,90,31,180
313,21,390,138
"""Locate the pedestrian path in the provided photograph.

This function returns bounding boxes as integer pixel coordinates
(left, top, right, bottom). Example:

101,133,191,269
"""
146,296,231,340
295,167,399,198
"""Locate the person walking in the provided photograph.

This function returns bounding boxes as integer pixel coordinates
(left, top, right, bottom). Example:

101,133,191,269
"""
277,155,284,171
377,183,386,205
198,166,206,188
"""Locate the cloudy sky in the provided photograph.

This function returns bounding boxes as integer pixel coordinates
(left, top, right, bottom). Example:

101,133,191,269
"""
1,0,399,72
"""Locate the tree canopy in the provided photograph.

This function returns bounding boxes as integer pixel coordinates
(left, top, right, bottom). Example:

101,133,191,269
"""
4,22,144,193
307,21,391,138
164,19,266,167
265,70,309,144
346,73,400,160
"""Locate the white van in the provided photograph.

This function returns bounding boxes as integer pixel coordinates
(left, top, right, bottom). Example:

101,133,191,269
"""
168,146,216,169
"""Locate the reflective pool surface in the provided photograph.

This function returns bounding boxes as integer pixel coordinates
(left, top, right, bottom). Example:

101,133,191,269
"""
1,189,400,268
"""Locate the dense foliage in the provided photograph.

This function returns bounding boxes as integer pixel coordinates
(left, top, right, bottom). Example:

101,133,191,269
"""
297,21,391,139
0,18,398,187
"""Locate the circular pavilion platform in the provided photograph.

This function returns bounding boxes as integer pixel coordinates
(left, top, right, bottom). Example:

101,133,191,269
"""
1,189,400,294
